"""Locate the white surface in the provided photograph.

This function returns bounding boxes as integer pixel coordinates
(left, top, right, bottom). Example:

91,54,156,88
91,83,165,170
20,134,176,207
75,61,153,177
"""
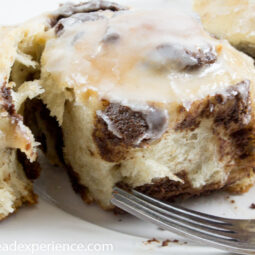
0,0,254,254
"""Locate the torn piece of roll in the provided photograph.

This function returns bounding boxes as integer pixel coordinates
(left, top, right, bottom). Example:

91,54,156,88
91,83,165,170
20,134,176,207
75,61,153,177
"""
0,25,43,219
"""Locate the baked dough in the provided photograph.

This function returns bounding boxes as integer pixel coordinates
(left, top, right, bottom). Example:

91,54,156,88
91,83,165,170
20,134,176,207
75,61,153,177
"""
0,24,44,219
194,0,255,57
5,1,255,210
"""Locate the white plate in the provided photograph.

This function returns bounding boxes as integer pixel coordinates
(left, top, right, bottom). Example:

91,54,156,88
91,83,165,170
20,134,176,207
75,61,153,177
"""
0,1,255,254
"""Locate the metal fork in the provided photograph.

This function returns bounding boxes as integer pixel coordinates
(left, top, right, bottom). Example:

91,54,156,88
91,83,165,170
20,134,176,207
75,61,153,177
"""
111,187,255,254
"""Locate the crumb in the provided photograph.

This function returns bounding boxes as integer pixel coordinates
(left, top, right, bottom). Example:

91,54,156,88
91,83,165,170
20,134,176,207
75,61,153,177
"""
157,227,165,231
226,196,230,199
250,203,255,209
161,239,179,247
230,200,235,204
144,238,160,245
184,242,188,245
161,239,170,247
118,218,122,222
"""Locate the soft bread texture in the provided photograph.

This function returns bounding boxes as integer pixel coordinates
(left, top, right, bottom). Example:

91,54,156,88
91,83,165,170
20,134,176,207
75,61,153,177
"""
6,1,255,210
193,0,255,58
0,25,44,219
20,1,255,209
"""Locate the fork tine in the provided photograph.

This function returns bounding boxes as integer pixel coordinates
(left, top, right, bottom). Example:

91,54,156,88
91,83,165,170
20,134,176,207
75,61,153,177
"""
113,187,236,238
111,187,255,254
132,189,237,234
111,192,236,244
132,189,233,224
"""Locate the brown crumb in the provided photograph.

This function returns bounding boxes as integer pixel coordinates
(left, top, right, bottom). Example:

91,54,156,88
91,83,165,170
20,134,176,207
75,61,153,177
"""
250,203,255,209
161,239,179,247
162,239,171,247
145,238,160,244
230,200,235,204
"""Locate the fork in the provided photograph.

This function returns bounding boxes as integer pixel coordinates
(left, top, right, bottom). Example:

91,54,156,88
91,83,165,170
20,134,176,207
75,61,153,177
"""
111,187,255,254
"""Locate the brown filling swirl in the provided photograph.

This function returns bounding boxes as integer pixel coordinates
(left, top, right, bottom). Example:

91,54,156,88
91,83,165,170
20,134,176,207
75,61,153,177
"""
51,1,128,35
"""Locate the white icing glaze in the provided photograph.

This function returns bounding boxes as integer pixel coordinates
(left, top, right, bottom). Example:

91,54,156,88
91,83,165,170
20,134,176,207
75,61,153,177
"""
42,7,255,111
